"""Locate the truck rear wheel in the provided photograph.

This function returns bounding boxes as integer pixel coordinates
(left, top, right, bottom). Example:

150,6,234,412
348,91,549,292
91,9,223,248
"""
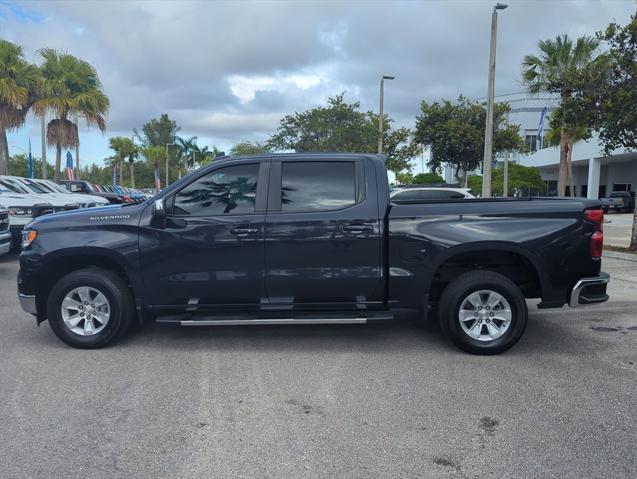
46,268,134,349
438,271,528,355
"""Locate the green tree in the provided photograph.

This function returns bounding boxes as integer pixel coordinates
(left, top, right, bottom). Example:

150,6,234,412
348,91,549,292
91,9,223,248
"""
8,153,54,178
142,145,174,189
379,123,420,175
414,96,524,187
468,163,545,197
108,136,137,186
544,115,588,197
230,141,271,156
412,172,445,185
176,135,197,174
33,49,109,182
0,40,40,175
583,15,637,250
589,15,637,153
268,93,416,175
140,113,180,147
394,171,413,185
195,144,221,167
522,34,602,196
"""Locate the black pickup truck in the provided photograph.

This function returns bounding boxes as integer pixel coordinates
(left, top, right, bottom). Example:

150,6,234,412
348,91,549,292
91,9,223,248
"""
17,153,609,354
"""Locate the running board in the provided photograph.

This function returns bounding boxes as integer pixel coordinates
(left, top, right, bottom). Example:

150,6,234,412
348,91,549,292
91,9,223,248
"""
156,312,393,326
181,317,368,326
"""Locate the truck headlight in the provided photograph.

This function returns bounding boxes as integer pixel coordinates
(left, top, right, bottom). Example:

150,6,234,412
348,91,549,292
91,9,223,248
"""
8,207,33,216
21,229,37,249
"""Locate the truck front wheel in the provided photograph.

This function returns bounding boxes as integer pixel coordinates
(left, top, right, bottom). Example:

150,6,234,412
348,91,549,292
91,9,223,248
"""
46,268,134,349
438,271,528,355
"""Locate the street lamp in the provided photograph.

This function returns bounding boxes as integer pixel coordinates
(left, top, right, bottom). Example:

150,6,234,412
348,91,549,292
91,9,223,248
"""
165,142,177,188
481,3,508,198
378,74,395,154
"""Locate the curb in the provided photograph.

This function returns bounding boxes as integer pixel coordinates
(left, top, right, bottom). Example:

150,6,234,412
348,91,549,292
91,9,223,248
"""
603,250,637,263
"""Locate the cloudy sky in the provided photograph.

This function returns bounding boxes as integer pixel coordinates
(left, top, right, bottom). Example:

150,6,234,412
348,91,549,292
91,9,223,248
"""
1,0,635,167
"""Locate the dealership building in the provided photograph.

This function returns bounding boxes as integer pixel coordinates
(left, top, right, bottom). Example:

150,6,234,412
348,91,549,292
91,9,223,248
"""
502,92,637,198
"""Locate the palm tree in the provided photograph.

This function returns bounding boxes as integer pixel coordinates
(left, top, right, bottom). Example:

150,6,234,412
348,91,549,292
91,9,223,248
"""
522,35,600,196
545,117,588,197
0,40,39,175
109,136,137,186
176,135,198,174
127,145,140,188
33,49,109,181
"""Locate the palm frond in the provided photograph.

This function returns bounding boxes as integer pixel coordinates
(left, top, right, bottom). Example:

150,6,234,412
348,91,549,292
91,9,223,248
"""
46,118,78,149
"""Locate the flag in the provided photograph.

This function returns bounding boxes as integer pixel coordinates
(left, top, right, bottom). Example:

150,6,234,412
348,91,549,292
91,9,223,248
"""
65,150,75,180
154,162,161,192
28,138,34,179
537,107,548,143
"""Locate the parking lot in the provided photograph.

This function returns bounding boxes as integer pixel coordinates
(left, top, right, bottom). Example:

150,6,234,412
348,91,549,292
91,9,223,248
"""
605,212,635,248
0,251,636,479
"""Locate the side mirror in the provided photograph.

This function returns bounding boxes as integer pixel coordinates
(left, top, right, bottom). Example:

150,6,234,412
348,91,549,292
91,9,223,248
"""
153,198,166,219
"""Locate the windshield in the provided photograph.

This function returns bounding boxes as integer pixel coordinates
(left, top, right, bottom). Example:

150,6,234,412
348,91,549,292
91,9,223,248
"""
18,179,49,194
43,180,71,194
609,192,626,197
0,178,30,194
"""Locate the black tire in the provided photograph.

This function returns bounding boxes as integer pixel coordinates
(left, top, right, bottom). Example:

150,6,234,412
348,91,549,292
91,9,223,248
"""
438,270,528,355
46,268,134,349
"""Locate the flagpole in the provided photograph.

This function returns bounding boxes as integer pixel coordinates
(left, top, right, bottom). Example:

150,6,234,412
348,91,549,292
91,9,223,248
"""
41,114,47,179
74,114,80,179
28,138,33,179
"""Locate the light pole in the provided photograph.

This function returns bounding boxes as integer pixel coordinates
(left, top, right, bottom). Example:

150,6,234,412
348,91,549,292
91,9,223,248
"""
377,75,395,154
165,142,176,188
481,2,507,198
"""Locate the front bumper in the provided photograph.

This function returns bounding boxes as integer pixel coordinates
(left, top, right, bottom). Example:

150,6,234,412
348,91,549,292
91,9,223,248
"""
569,272,610,307
9,225,23,250
18,293,37,315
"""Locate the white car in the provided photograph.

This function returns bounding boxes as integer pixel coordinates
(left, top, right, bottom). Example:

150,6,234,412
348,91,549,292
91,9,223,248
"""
390,186,476,202
0,176,107,208
34,178,109,207
0,178,80,251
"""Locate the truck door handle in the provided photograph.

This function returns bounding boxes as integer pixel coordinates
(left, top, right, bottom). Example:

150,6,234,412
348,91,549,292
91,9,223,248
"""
230,227,258,235
342,224,373,233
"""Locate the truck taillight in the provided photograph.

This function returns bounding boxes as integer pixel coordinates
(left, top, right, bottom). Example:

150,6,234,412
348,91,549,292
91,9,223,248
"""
585,209,604,258
585,209,604,231
591,231,603,258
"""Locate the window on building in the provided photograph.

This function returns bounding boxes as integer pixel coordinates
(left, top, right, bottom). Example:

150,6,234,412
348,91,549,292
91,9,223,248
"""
613,183,631,192
546,180,557,196
599,185,606,198
525,135,538,152
581,185,588,197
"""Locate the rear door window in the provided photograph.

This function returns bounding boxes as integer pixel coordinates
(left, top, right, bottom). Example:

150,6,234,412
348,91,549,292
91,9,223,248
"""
280,161,358,212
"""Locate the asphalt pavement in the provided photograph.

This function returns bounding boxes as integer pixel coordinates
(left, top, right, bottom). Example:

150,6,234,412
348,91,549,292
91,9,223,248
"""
0,253,635,479
604,212,634,248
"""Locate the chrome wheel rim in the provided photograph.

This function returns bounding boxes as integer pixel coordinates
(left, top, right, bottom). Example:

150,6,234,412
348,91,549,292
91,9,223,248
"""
458,289,512,342
60,287,110,336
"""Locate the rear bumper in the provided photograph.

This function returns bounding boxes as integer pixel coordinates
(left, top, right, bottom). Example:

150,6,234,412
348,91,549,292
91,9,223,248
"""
18,293,37,315
569,272,610,307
